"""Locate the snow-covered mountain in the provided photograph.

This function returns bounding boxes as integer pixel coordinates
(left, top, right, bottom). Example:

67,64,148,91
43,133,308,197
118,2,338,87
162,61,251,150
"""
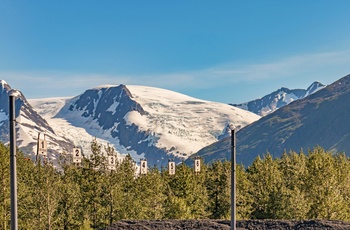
29,84,260,166
0,80,74,163
232,81,325,116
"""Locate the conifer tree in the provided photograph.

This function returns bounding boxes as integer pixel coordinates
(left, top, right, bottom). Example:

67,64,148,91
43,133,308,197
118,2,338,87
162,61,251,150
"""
306,147,349,219
248,154,284,219
205,161,231,219
113,154,137,220
164,162,208,219
277,150,310,219
236,164,253,219
56,153,83,229
79,138,109,229
0,143,10,229
132,167,166,219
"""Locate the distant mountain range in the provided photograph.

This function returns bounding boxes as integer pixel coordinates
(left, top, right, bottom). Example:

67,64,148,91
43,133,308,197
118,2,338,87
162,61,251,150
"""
188,74,350,167
0,80,259,167
232,81,325,116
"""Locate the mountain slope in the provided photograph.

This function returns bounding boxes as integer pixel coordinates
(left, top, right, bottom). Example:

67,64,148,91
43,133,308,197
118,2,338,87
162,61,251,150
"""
190,74,350,167
33,84,260,166
0,80,73,162
232,81,325,116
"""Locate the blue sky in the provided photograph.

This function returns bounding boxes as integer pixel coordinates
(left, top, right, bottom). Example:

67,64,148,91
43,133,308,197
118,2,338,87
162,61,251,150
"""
1,1,350,103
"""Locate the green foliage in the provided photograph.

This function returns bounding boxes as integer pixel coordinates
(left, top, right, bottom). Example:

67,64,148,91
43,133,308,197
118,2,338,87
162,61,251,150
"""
0,143,10,229
164,162,209,219
3,140,350,229
205,161,231,219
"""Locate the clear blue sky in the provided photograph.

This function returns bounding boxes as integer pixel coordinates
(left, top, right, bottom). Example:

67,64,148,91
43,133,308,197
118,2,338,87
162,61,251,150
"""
1,0,350,103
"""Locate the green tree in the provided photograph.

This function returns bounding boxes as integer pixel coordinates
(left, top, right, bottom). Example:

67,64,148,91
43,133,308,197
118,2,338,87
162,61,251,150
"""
164,162,208,219
248,154,284,219
0,143,10,229
113,154,137,220
205,161,230,219
236,164,253,219
306,147,349,219
132,167,166,219
56,153,84,229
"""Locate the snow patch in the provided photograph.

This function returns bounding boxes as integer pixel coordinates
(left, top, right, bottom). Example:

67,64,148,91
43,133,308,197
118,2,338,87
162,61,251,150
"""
107,102,120,113
124,111,147,128
0,80,8,85
0,112,7,123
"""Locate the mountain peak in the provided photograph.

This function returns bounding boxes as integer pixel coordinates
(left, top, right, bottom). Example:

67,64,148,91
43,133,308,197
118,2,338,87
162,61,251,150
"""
305,81,325,95
0,80,11,92
278,87,290,92
233,81,325,116
0,80,8,85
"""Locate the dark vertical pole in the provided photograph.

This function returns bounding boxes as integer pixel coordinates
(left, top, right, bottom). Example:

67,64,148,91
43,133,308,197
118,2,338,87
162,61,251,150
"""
9,94,18,230
231,129,236,230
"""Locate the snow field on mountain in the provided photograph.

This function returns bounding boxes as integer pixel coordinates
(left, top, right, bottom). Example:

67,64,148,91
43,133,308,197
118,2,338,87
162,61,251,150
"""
29,97,136,160
29,85,260,162
15,105,67,157
126,85,260,158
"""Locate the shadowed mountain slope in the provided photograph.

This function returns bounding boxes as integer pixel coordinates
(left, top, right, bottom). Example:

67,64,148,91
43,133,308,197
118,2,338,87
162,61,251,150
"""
189,74,350,167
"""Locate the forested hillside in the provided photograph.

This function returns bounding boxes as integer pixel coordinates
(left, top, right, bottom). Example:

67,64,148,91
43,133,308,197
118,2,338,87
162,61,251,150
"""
1,142,350,229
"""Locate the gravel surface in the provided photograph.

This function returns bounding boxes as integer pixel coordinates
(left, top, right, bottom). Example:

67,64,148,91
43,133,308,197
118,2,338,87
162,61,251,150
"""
104,219,350,230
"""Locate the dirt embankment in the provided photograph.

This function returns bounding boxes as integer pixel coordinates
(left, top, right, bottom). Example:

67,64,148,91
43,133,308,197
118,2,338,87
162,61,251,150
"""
104,219,350,230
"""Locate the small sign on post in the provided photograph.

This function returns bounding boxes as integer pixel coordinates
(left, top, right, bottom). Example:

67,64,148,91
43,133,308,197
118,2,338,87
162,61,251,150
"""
168,159,175,175
140,159,147,175
194,157,201,173
38,139,48,156
73,147,82,163
108,155,116,171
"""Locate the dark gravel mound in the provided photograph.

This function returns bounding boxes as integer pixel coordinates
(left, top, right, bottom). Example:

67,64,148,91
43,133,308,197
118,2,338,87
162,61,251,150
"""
104,219,350,230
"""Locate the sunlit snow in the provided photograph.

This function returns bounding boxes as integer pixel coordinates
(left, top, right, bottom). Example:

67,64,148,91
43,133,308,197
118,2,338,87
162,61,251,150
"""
29,85,260,161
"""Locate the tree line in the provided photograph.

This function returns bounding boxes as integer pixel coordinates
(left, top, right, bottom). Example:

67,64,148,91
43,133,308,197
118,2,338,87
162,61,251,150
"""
1,141,350,229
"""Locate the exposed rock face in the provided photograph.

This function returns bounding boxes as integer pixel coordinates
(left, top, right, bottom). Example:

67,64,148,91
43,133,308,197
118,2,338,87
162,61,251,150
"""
0,80,54,143
0,80,73,162
61,85,175,166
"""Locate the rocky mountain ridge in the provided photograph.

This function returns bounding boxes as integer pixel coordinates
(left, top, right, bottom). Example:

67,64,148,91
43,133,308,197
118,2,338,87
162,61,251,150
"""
0,80,73,163
232,81,325,116
190,74,350,167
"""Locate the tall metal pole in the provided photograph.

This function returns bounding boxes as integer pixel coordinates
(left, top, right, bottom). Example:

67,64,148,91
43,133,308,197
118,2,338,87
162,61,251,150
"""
231,129,236,230
9,93,18,230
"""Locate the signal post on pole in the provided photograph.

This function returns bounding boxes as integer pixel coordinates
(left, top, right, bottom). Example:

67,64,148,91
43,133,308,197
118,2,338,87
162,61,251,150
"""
108,155,116,171
140,158,147,175
168,159,175,175
36,133,48,164
194,156,201,173
73,147,82,166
